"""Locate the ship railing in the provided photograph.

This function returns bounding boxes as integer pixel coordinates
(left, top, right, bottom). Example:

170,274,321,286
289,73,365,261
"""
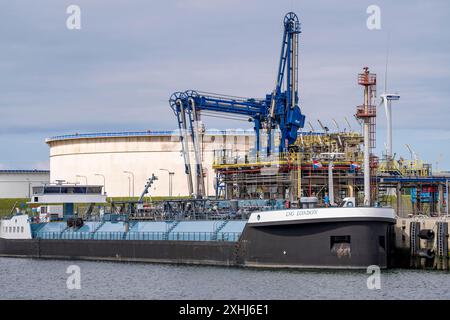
165,231,241,242
32,231,242,242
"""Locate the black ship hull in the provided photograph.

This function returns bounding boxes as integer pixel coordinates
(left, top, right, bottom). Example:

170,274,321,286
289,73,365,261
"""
0,219,394,269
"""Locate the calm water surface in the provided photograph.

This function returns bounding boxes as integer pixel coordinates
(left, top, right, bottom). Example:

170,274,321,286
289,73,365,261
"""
1,257,449,299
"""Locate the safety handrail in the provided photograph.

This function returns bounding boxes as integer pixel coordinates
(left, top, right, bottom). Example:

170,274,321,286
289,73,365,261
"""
32,231,242,242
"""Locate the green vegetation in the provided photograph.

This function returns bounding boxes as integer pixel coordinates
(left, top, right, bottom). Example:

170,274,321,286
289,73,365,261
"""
0,198,29,217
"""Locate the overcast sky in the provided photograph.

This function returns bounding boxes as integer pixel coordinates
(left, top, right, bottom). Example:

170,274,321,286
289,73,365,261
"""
0,0,449,170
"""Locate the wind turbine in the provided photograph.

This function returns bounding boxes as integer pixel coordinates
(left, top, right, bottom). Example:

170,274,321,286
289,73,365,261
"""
380,37,400,161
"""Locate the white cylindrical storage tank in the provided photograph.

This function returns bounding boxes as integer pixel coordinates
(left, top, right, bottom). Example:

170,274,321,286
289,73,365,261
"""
47,130,254,198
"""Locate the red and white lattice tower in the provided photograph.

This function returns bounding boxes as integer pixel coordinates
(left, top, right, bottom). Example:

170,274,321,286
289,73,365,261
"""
356,67,377,206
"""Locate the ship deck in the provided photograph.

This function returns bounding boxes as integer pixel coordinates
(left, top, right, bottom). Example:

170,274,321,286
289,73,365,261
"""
31,220,248,242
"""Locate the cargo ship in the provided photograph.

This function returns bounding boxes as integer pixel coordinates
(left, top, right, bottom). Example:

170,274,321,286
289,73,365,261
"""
0,11,397,269
0,183,395,269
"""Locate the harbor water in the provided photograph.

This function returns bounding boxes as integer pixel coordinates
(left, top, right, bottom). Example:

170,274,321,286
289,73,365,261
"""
0,257,449,299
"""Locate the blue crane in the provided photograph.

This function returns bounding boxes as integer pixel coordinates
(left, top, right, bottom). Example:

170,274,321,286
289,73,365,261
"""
169,12,306,198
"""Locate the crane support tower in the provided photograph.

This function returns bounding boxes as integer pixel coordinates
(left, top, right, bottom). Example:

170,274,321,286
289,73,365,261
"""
169,12,306,198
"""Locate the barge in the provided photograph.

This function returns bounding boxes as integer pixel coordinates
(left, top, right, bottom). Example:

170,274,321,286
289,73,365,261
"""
0,184,396,269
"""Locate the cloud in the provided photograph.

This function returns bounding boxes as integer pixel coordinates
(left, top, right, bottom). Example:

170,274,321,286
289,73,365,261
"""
0,0,449,169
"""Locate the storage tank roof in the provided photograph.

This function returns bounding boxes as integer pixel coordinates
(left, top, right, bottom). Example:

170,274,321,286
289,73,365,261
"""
46,130,325,143
0,169,50,174
45,130,256,143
